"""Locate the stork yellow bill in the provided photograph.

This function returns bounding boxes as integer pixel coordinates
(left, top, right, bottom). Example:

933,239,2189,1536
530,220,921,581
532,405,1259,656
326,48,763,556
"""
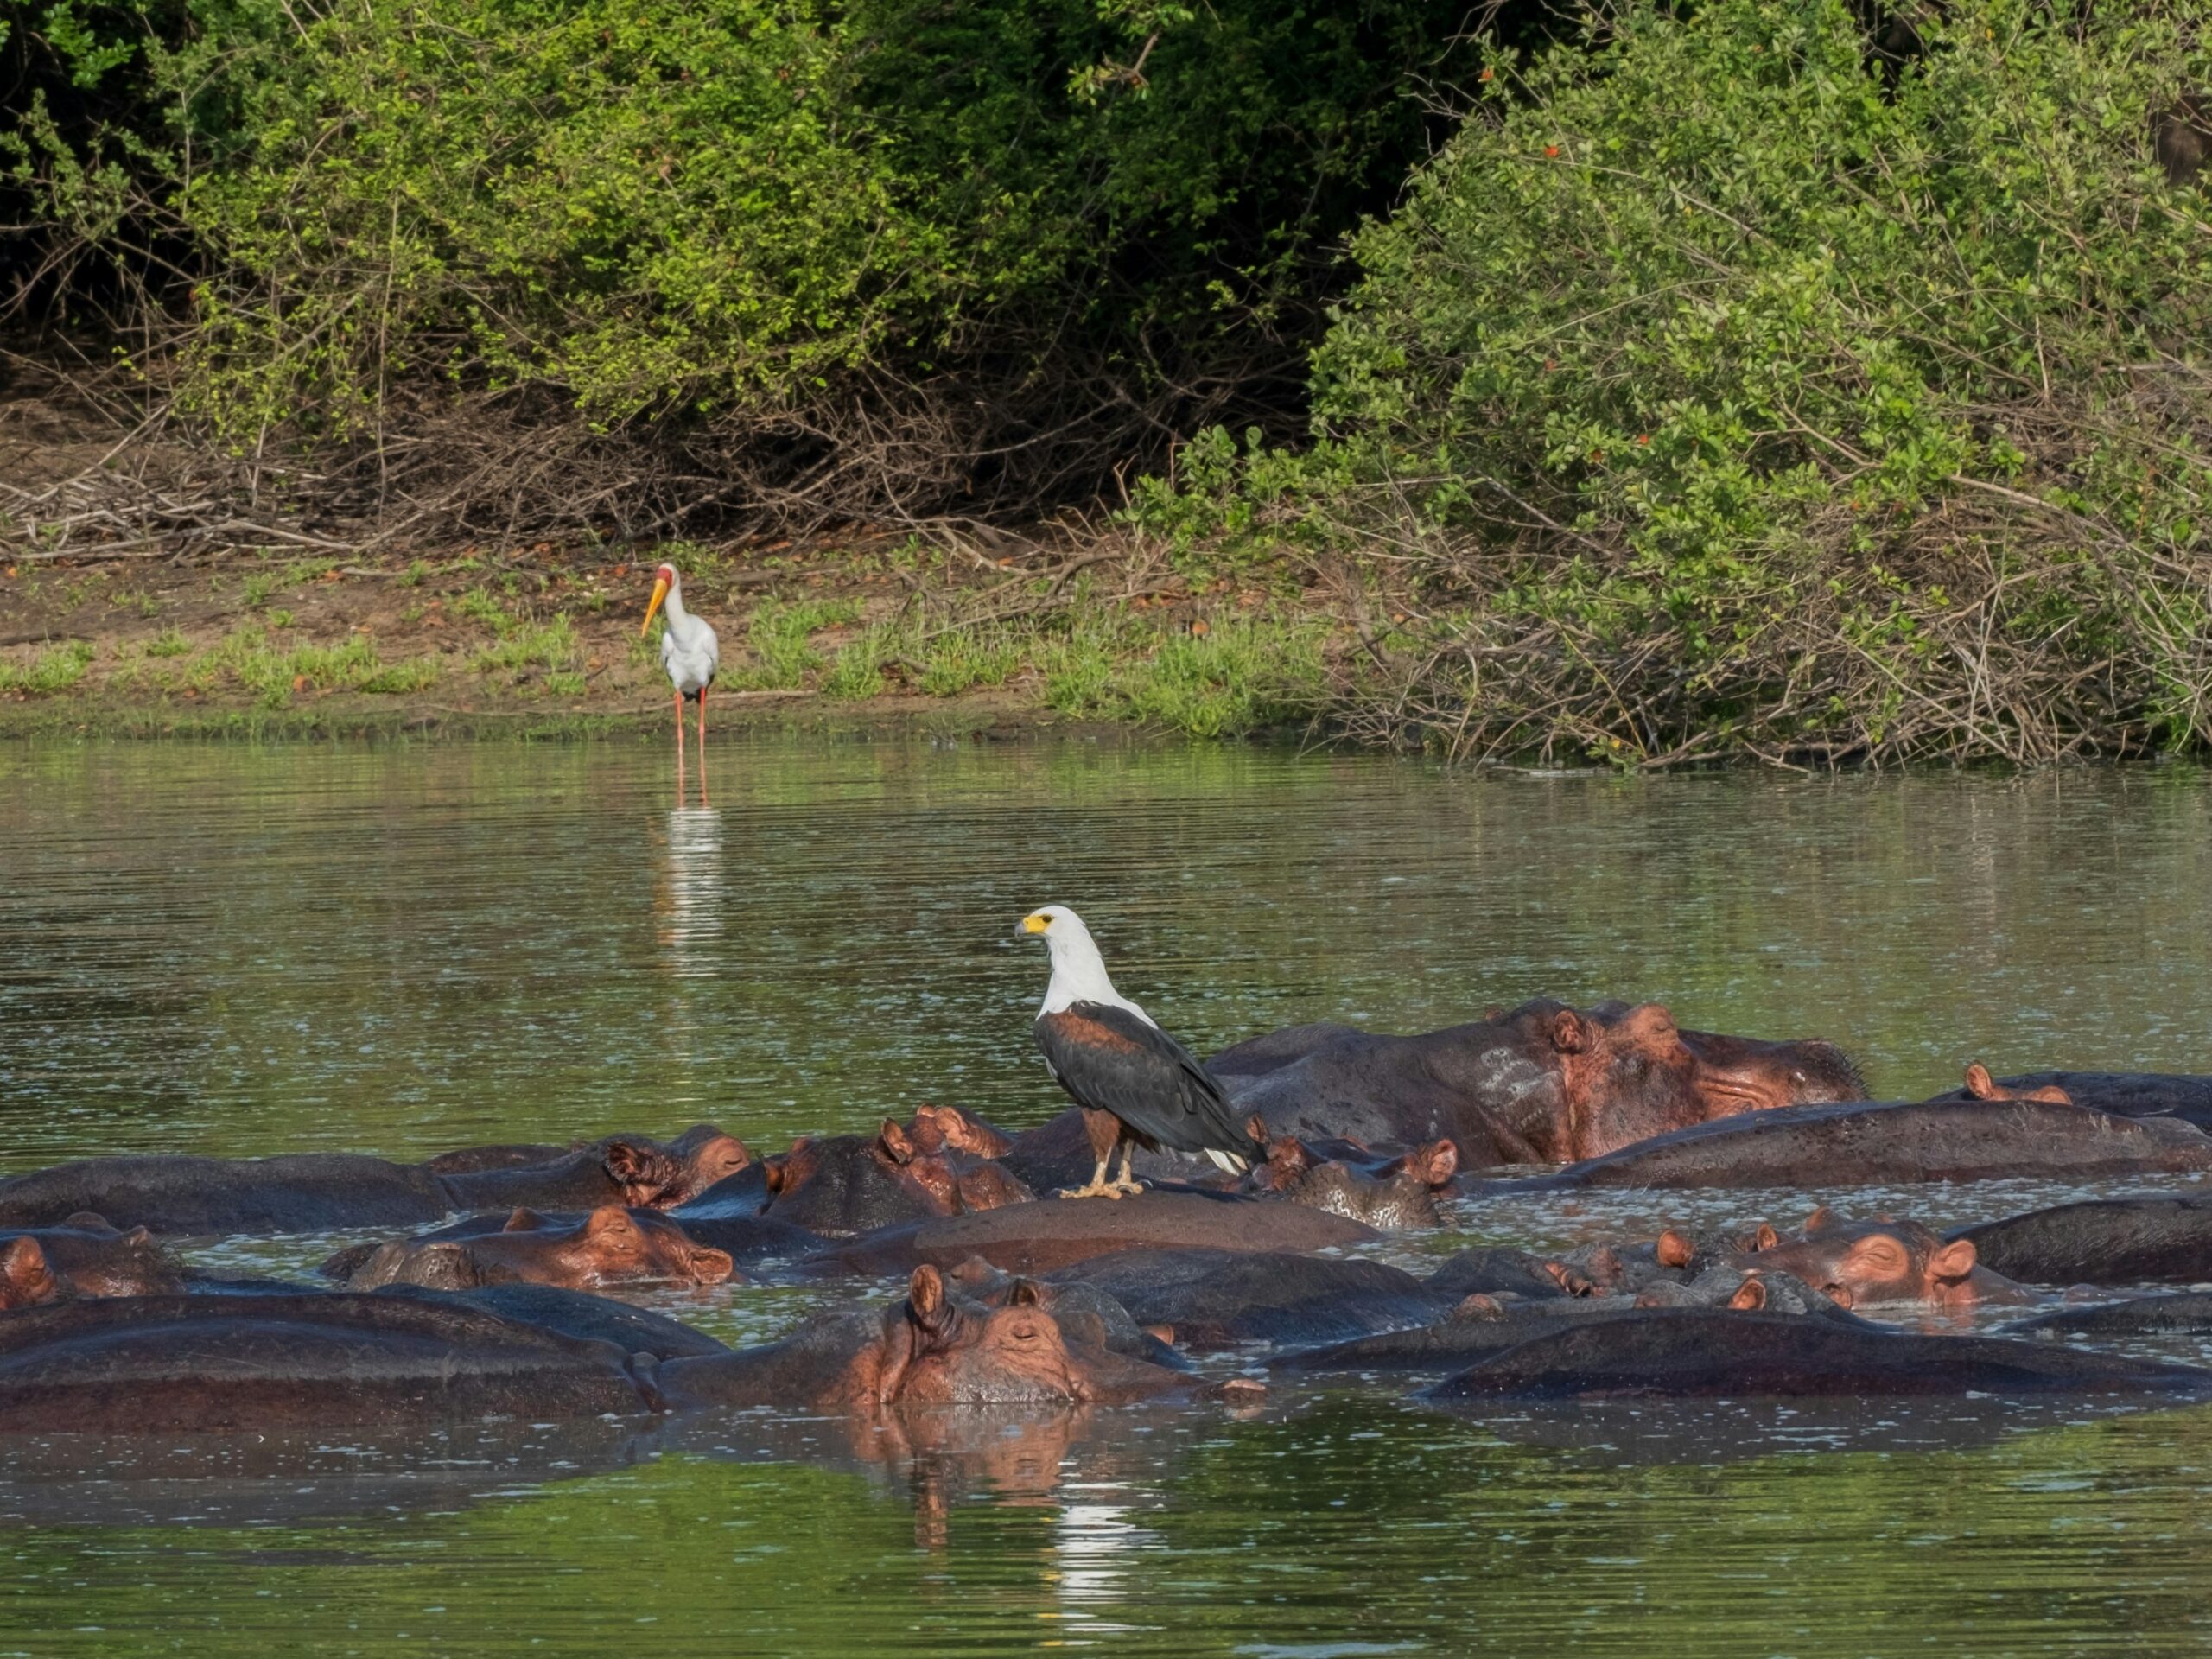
640,562,721,806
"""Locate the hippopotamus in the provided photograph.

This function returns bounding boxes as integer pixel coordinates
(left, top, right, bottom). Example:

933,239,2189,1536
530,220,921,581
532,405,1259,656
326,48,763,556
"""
374,1283,734,1358
747,1120,1033,1237
1241,1131,1459,1230
321,1206,821,1280
0,1294,659,1433
334,1205,738,1292
1421,1306,2212,1401
0,1214,187,1308
2008,1291,2212,1339
1503,1096,2212,1191
1953,1195,2212,1287
1725,1209,2033,1309
435,1125,751,1212
0,1124,750,1237
652,1266,1207,1410
1202,1000,1864,1170
1935,1066,2212,1131
798,1189,1379,1278
1276,1268,1853,1373
0,1270,1217,1433
1043,1249,1450,1351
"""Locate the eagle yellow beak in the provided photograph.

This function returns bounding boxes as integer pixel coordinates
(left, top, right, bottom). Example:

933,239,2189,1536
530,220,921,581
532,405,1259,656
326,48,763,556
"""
1020,912,1051,935
640,575,670,637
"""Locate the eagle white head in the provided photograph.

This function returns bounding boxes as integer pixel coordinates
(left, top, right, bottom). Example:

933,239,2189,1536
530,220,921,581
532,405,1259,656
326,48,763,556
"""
1018,905,1142,1020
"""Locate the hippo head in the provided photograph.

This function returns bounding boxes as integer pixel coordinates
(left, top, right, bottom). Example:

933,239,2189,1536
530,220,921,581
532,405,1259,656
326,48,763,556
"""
877,1266,1088,1406
545,1205,736,1287
1543,1001,1710,1155
1679,1027,1868,1115
0,1236,66,1310
604,1126,752,1209
912,1104,1014,1160
1726,1211,1980,1308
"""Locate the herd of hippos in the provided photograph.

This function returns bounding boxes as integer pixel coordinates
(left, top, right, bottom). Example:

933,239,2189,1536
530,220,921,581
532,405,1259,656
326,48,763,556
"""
9,977,2212,1435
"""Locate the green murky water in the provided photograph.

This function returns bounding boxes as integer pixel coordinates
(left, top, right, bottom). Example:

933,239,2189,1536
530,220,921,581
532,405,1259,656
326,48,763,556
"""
3,736,2212,1656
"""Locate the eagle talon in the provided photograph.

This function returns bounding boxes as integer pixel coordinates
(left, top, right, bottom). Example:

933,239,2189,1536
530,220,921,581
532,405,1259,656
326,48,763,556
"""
1057,1181,1122,1200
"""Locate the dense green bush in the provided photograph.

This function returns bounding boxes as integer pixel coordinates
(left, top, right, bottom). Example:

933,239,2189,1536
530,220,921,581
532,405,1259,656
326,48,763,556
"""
1152,0,2212,764
4,0,1476,520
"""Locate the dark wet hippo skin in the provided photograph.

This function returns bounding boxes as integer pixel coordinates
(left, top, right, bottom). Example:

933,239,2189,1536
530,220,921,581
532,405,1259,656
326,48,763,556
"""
1929,1070,2212,1132
0,1125,751,1239
1278,1269,1855,1373
2008,1291,2212,1339
438,1125,751,1213
0,1294,659,1433
1726,1211,2034,1310
417,1143,572,1176
655,1265,1207,1410
1953,1196,2212,1287
798,1190,1380,1278
1424,1248,1575,1301
1242,1134,1458,1230
335,1205,738,1292
1421,1306,2212,1401
0,1154,455,1238
373,1284,734,1359
943,1256,1188,1369
679,1118,1033,1237
1045,1249,1450,1351
1212,1000,1863,1169
321,1206,823,1282
1502,1097,2212,1192
0,1214,188,1308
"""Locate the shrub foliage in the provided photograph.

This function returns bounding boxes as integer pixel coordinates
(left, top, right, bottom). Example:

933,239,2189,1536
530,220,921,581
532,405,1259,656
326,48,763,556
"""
1152,0,2212,764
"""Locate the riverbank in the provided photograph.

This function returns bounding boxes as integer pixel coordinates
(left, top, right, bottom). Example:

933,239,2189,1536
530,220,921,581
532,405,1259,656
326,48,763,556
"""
0,534,1354,743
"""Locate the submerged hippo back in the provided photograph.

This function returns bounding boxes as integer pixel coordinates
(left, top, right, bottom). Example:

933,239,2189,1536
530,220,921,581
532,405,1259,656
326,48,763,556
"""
0,1154,452,1236
0,1294,656,1432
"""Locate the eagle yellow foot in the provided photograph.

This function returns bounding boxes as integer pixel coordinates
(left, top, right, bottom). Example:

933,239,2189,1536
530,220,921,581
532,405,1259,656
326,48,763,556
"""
1057,1179,1127,1200
1108,1177,1146,1197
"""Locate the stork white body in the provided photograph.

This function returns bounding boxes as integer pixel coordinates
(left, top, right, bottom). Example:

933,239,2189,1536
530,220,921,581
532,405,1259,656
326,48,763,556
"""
642,562,721,804
656,569,720,698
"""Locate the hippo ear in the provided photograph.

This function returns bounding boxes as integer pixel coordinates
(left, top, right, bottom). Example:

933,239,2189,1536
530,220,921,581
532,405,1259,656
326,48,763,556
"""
62,1211,115,1234
1802,1205,1836,1236
121,1226,153,1248
1753,1223,1780,1251
1728,1276,1769,1312
762,1157,789,1196
1244,1113,1268,1146
1963,1062,1999,1099
879,1119,915,1164
1548,1010,1590,1055
1418,1140,1459,1184
1482,1007,1503,1022
1930,1238,1978,1281
1005,1278,1043,1307
909,1264,945,1322
1656,1229,1695,1270
503,1206,547,1232
947,1255,996,1286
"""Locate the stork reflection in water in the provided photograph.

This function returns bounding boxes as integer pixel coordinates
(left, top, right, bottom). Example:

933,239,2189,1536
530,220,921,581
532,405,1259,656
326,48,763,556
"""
641,561,720,804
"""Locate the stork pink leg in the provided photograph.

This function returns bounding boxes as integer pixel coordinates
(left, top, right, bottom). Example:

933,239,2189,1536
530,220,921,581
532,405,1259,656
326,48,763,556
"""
696,687,709,807
673,691,686,801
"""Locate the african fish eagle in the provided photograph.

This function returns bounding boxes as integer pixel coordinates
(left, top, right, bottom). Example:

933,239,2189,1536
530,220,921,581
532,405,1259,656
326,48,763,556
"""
1019,905,1262,1199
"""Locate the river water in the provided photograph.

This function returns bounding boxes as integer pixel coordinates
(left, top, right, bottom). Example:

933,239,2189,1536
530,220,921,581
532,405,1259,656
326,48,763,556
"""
2,736,2210,1655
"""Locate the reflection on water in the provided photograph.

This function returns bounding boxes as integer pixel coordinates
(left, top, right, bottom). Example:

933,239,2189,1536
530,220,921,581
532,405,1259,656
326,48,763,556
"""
656,807,725,981
3,737,2212,1655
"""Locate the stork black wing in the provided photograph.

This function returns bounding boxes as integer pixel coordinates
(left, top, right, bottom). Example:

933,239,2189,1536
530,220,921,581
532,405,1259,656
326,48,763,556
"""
1033,1002,1255,1157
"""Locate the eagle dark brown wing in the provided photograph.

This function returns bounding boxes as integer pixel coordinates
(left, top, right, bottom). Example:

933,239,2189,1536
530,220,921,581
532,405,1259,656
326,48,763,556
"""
1033,1001,1256,1161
